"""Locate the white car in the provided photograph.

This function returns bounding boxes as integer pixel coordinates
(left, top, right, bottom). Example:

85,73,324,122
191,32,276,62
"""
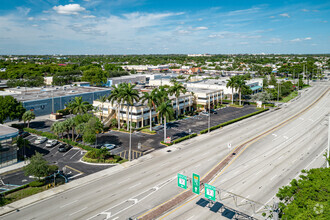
34,137,48,145
102,144,116,151
46,140,58,148
200,111,209,116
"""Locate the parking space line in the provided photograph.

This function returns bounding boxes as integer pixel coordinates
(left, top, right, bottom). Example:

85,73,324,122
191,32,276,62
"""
70,150,81,159
65,165,84,174
63,148,73,157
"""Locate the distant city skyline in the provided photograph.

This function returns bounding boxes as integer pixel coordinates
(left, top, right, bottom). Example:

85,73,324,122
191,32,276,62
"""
0,0,329,55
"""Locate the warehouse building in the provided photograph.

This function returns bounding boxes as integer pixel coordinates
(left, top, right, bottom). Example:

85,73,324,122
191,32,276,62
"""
0,124,19,167
1,86,111,117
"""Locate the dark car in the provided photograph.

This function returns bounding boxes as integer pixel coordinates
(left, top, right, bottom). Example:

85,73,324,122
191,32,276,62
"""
58,144,72,152
20,132,30,138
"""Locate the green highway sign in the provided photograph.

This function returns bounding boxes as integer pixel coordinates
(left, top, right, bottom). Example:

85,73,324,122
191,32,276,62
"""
205,184,216,201
177,173,187,189
192,173,200,194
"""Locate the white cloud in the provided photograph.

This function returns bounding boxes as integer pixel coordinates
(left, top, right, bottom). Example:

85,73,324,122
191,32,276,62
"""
192,26,208,30
263,38,282,44
17,7,31,16
279,13,290,18
290,37,312,42
53,4,86,15
269,16,275,18
227,7,260,16
28,17,34,21
83,15,96,18
302,9,309,12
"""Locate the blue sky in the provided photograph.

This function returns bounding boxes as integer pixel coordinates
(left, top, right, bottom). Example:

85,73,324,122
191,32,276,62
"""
0,0,329,54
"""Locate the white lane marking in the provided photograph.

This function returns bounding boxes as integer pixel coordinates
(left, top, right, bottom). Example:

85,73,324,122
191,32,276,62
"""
63,148,73,157
278,156,283,160
128,182,141,189
112,217,119,220
283,136,288,140
160,162,169,167
255,170,262,176
256,196,275,212
70,150,81,159
60,200,78,208
272,134,277,137
201,152,208,156
69,206,87,216
207,158,212,162
68,173,83,180
195,164,201,168
241,195,250,202
270,175,277,180
186,216,195,220
118,178,130,184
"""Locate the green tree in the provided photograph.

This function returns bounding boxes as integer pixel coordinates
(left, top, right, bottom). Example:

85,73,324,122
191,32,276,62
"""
226,77,237,104
51,121,61,138
169,82,187,119
0,96,25,123
141,91,157,131
121,83,139,131
234,76,247,106
75,123,85,141
66,96,91,115
157,100,174,142
22,110,36,128
81,67,107,86
108,84,124,129
276,168,330,219
24,152,52,181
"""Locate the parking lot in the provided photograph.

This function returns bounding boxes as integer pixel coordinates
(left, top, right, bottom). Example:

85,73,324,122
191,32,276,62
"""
98,105,259,160
0,134,115,188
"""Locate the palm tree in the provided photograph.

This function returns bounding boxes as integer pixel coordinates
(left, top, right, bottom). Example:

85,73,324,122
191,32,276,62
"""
169,81,187,119
51,122,61,138
226,77,237,104
22,110,35,128
155,87,169,124
67,97,90,115
141,91,157,131
108,84,124,130
235,76,246,106
157,100,174,142
75,123,85,142
121,83,139,131
66,118,76,141
96,95,107,120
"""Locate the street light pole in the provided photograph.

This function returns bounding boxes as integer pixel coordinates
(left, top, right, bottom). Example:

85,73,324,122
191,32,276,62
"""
208,95,210,133
129,106,132,162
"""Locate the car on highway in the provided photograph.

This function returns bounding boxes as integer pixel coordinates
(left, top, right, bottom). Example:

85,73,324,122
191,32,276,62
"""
58,144,72,152
102,144,116,151
34,137,48,145
46,140,59,148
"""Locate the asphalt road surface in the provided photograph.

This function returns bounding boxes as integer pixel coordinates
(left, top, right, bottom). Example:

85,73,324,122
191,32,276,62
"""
2,82,329,220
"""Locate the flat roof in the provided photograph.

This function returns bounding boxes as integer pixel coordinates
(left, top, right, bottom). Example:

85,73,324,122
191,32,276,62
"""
0,124,19,141
186,87,222,94
1,86,111,102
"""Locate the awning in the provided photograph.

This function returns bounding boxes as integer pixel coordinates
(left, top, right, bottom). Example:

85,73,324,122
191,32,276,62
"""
250,86,262,91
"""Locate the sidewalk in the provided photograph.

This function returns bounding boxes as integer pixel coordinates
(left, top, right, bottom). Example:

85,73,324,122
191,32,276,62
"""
0,161,30,175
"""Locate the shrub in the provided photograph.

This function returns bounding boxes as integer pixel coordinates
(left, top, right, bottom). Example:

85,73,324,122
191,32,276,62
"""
141,128,156,134
56,108,70,115
29,180,46,187
172,133,197,144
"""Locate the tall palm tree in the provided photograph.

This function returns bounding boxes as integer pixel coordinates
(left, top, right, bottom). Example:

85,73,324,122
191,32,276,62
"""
157,100,174,142
108,84,124,130
169,81,187,119
75,123,85,142
96,95,107,120
22,110,35,128
155,86,169,124
67,96,90,115
226,76,237,104
66,118,76,141
235,76,246,106
141,91,157,131
121,83,139,131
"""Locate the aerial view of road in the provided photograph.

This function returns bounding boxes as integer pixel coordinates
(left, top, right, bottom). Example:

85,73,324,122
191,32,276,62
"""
1,82,328,220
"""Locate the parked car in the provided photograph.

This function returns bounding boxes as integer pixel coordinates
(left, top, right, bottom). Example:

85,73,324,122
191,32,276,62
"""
210,109,217,114
102,144,116,151
200,111,209,116
58,144,72,152
20,131,30,138
46,140,59,148
34,137,48,144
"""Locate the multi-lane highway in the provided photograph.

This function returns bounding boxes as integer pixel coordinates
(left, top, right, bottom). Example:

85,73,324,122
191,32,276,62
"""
1,82,329,220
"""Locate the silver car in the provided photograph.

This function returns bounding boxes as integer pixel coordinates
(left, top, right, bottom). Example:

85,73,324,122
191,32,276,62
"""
46,140,58,148
34,137,48,145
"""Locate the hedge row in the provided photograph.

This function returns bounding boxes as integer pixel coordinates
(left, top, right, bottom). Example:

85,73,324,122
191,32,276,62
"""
23,128,94,151
160,133,197,146
200,108,269,134
82,153,127,164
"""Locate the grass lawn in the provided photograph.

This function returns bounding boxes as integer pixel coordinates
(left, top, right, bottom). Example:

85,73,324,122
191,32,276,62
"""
280,91,298,103
228,104,244,108
141,128,157,134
